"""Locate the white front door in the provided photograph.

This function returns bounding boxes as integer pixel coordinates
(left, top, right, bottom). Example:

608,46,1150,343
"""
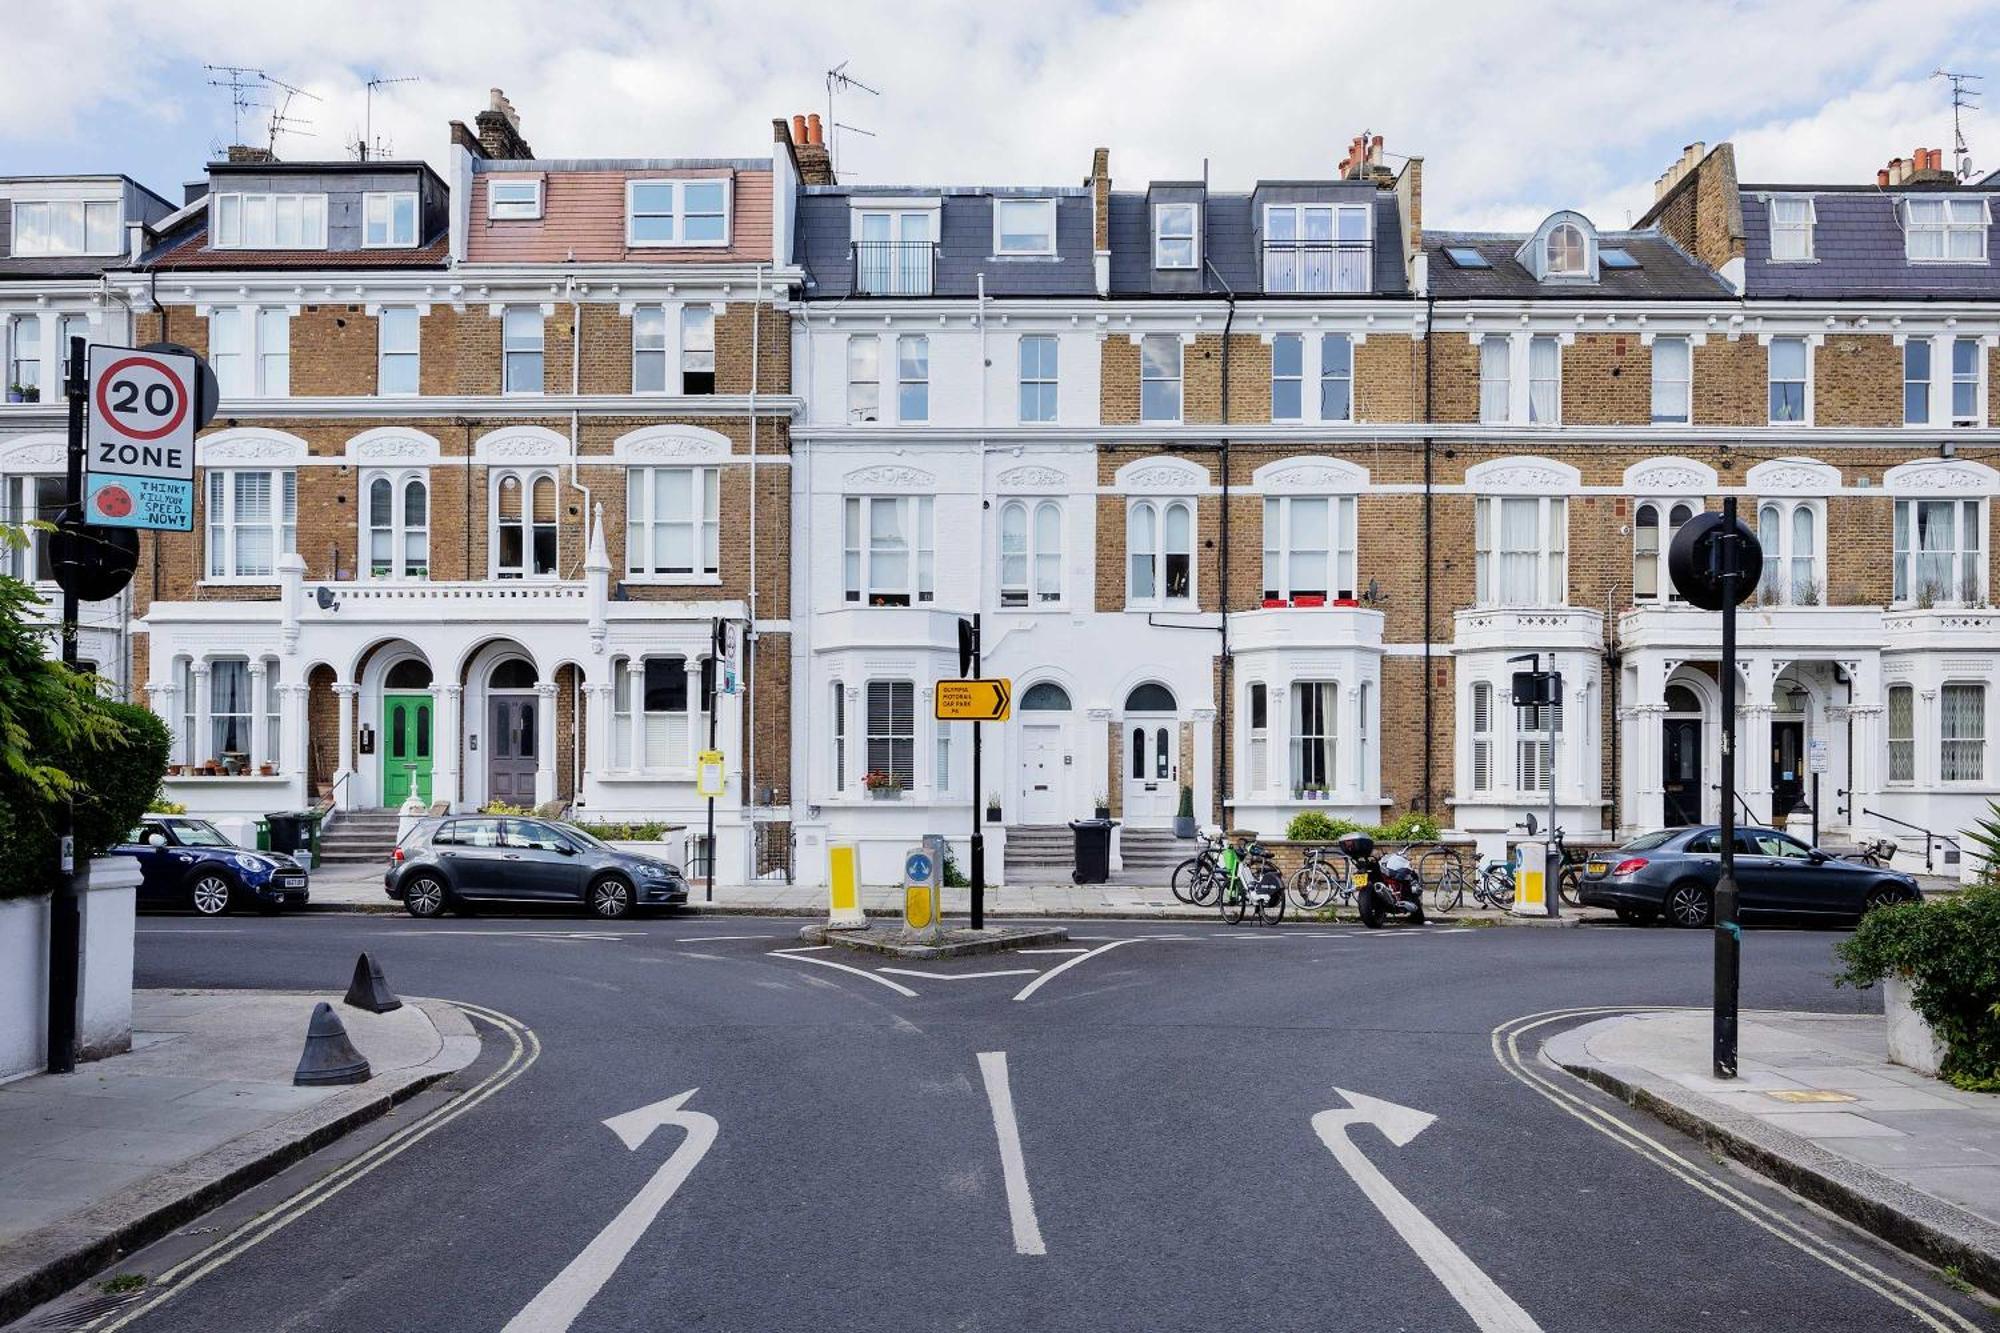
1123,718,1177,825
1019,724,1065,825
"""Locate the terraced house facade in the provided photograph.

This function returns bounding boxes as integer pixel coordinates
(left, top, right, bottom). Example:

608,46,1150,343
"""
7,108,1998,881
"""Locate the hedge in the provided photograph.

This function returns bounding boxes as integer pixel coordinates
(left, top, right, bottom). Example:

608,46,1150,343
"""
1838,883,2000,1091
0,701,170,901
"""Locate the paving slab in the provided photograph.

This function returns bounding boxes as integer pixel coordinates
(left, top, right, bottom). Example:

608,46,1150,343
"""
0,988,479,1326
1548,1007,2000,1298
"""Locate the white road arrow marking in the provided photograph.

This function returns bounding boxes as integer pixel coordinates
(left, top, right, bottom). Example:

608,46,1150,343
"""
1312,1088,1542,1333
503,1089,718,1333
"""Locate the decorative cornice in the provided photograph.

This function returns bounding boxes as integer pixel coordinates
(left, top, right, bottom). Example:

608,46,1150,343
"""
995,464,1069,489
842,464,935,489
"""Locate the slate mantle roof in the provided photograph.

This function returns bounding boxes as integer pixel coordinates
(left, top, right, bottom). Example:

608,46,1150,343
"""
1424,230,1731,300
796,188,1097,299
1105,189,1407,298
1740,186,2000,299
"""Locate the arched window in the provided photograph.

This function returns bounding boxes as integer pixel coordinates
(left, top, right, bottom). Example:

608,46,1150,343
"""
1546,223,1586,274
999,499,1065,608
490,659,537,689
1126,499,1193,607
1020,682,1071,711
1758,500,1823,606
1665,684,1702,714
365,472,428,579
1632,504,1659,600
1125,682,1176,713
385,658,432,689
493,469,557,578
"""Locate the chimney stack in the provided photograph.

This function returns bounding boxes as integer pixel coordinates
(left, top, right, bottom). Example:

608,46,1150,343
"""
1652,142,1708,202
1337,133,1394,183
225,144,279,165
475,88,534,161
1884,147,1954,186
784,110,834,186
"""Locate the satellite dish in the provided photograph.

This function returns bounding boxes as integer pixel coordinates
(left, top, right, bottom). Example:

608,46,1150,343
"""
315,586,338,611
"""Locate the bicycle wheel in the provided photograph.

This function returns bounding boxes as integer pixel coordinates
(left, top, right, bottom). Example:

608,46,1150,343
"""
1261,876,1286,926
1289,864,1331,910
1220,877,1248,925
1430,864,1464,914
1558,864,1582,907
1170,857,1202,905
1190,857,1221,906
1481,865,1515,909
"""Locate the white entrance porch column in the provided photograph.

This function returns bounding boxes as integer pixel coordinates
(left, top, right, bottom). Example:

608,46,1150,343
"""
1733,656,1777,826
533,681,559,806
1191,706,1215,822
144,681,177,759
277,682,308,784
247,661,269,771
1844,654,1885,839
332,683,359,809
434,685,462,811
583,682,613,781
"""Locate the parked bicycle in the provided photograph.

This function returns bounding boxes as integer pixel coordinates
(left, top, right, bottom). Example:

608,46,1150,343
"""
1287,844,1352,912
1219,830,1286,926
1171,826,1228,906
1839,836,1899,869
1432,853,1516,913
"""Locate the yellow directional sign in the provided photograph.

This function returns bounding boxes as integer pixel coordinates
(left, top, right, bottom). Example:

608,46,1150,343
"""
935,678,1011,722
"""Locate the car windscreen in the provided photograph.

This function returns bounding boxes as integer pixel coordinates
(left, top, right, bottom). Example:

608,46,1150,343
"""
1620,830,1680,852
167,819,234,848
561,824,611,851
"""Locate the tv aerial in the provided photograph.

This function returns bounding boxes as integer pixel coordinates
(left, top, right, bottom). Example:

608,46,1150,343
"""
825,61,880,174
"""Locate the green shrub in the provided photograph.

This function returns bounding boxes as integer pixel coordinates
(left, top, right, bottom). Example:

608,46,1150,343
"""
1963,800,2000,884
574,819,678,842
1,699,169,901
942,848,968,888
1838,884,2000,1091
1380,811,1442,843
1285,811,1358,842
482,801,535,816
1283,810,1441,844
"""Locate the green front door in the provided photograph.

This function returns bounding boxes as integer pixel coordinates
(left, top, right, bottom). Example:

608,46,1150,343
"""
382,693,434,807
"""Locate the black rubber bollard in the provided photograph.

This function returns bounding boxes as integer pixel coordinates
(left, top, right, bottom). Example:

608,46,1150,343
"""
343,951,403,1014
294,1001,372,1086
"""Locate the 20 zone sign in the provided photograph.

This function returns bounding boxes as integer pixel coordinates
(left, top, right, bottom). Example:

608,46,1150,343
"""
86,344,202,532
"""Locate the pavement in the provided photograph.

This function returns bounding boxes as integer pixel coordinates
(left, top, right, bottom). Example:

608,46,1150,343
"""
4,910,1987,1332
1551,1007,2000,1296
300,858,1611,924
0,987,478,1325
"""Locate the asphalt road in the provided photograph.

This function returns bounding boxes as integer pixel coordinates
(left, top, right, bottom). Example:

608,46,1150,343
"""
27,912,2000,1332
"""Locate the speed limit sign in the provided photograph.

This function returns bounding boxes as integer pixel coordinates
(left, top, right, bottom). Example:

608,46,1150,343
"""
85,344,205,531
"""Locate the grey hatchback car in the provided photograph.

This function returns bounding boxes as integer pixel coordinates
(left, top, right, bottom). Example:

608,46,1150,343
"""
386,816,688,919
1578,825,1921,928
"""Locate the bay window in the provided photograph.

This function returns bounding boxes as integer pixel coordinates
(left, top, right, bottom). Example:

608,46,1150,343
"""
1271,334,1302,420
364,472,429,579
0,474,63,581
1942,683,1986,782
1887,685,1914,784
1141,334,1182,422
1262,495,1356,603
205,469,296,581
611,655,711,772
493,469,557,578
843,495,935,606
1469,682,1493,793
1755,500,1820,605
9,315,40,396
1320,334,1353,422
1651,337,1690,424
627,467,719,579
1633,501,1695,603
999,499,1063,608
1515,694,1562,794
1127,498,1193,606
1894,498,1984,605
866,680,915,791
1475,495,1565,607
1247,682,1268,792
1289,682,1337,794
209,659,252,763
378,307,419,395
830,681,846,793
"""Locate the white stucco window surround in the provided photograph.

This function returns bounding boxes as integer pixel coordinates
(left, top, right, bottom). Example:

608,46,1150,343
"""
1255,457,1367,606
1885,459,1997,608
1623,459,1715,606
1467,457,1576,609
197,430,308,586
1118,456,1207,610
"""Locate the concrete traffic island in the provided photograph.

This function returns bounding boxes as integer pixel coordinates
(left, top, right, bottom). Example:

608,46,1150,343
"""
1549,1008,2000,1298
799,921,1071,959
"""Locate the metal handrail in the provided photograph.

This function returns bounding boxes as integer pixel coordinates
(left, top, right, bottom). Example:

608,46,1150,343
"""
1710,783,1759,827
1859,807,1962,875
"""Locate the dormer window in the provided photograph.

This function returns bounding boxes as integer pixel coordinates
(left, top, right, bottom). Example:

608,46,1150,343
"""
488,178,542,220
1768,196,1815,262
211,192,327,250
994,198,1056,256
1905,196,1989,263
1545,224,1586,275
362,192,418,248
1264,204,1371,293
627,179,730,248
1154,203,1199,270
11,200,122,257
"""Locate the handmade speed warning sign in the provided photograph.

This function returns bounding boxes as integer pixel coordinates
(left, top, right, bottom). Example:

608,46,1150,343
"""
85,344,205,532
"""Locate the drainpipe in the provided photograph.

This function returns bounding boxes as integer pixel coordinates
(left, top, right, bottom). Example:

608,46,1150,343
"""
1604,583,1621,835
747,264,763,808
1206,262,1236,824
565,277,591,577
1421,287,1435,816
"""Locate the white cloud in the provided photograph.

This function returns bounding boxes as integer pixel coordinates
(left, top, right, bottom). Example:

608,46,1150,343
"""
3,0,1997,233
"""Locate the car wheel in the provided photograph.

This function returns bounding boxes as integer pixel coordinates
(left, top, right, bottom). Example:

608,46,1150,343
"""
1863,887,1908,915
403,874,448,919
588,876,633,920
190,874,234,917
1666,881,1713,928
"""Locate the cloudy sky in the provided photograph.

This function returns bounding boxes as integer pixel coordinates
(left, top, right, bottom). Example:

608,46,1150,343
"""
7,0,2000,231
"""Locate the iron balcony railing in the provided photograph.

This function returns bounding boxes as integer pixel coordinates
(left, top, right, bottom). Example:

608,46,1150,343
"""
852,241,938,296
1262,240,1373,294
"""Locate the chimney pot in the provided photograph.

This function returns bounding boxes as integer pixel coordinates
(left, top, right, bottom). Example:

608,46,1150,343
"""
807,112,823,145
1878,168,1892,188
792,114,807,142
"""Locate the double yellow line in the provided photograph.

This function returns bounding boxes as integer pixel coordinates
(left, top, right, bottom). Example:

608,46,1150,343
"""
1492,1006,1982,1333
89,1001,540,1332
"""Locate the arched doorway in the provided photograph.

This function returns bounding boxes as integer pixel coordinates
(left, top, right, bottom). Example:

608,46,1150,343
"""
486,657,540,806
1123,682,1178,825
1016,682,1072,824
1662,682,1703,827
382,658,434,807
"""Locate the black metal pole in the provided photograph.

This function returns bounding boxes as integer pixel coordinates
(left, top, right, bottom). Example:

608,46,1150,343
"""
1811,772,1821,848
705,617,720,902
970,612,984,931
1715,495,1741,1080
48,336,87,1075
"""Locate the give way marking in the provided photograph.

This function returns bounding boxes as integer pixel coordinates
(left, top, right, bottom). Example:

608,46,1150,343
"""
1312,1088,1542,1333
503,1089,718,1333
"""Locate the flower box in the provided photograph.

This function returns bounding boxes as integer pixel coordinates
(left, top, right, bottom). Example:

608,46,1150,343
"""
1262,598,1289,609
1293,595,1327,609
867,787,902,801
1333,597,1361,607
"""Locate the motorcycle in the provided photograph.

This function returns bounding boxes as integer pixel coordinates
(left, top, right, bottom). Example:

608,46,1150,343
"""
1337,831,1426,928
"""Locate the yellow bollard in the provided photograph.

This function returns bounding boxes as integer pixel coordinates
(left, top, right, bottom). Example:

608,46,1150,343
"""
827,842,867,930
1510,840,1547,917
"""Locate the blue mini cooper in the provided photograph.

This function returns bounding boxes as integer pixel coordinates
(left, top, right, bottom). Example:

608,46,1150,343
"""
114,815,311,915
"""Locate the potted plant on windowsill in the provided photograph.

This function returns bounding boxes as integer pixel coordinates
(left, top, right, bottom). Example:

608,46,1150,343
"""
258,763,276,777
6,383,38,404
1173,783,1196,838
987,796,1003,823
863,770,900,800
